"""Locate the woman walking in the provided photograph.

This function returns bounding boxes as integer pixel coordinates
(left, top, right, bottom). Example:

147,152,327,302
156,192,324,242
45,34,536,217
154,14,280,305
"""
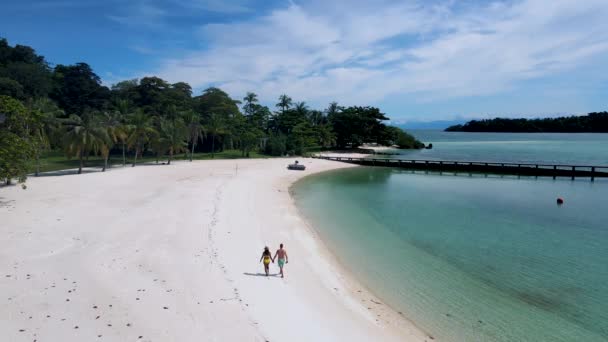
259,246,273,276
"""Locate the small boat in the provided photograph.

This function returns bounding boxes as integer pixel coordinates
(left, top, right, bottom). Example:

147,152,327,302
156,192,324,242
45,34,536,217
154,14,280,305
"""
287,160,306,170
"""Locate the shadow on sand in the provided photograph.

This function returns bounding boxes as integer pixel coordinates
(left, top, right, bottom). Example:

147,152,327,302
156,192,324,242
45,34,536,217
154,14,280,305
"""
243,272,280,278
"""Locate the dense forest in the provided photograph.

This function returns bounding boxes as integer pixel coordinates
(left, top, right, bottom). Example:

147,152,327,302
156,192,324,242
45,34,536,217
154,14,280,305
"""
0,37,423,184
445,113,608,133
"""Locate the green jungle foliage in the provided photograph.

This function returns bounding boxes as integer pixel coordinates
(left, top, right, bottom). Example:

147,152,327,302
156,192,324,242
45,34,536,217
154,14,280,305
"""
0,37,424,183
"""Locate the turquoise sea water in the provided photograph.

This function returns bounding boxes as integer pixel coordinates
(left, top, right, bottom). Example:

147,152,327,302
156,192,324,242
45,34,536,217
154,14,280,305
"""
294,132,608,341
393,131,608,165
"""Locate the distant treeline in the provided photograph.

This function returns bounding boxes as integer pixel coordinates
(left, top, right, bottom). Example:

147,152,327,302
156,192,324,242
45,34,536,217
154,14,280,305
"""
445,112,608,133
0,37,423,184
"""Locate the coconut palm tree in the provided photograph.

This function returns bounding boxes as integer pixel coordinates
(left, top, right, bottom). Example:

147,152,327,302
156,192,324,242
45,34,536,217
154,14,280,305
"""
28,98,63,176
184,110,205,161
243,92,258,116
276,94,292,113
206,112,225,159
62,112,110,174
127,109,157,167
113,99,132,166
159,117,187,165
98,111,123,171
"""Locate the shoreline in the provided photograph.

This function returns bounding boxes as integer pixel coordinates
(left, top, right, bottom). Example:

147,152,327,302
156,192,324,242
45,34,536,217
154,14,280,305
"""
1,158,430,341
288,168,433,339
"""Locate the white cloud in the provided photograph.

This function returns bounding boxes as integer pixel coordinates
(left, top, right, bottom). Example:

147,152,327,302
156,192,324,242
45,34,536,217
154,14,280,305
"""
146,0,608,111
107,1,167,28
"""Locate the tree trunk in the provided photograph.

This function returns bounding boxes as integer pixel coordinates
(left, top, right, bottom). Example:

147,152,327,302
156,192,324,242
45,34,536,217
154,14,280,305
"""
211,136,215,159
5,178,11,186
190,141,195,162
35,150,40,177
168,147,173,165
102,154,108,172
122,142,126,166
132,146,139,167
78,150,83,174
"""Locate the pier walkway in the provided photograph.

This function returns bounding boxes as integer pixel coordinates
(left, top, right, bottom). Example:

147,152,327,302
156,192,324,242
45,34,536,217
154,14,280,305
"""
313,156,608,180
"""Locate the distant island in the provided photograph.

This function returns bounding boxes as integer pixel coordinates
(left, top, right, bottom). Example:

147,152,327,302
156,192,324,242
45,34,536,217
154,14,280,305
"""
445,112,608,133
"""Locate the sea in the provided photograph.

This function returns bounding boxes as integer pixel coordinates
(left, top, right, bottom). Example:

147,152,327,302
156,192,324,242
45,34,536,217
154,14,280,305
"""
293,131,608,341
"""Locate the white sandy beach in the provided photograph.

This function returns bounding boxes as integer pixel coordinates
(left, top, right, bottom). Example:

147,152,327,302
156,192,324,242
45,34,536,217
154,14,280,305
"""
1,158,429,342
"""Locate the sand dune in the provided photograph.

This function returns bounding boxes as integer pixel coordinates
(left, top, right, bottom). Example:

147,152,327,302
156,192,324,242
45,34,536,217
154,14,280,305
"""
1,158,427,342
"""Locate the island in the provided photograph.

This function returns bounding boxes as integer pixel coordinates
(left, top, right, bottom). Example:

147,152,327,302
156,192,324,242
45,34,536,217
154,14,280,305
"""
445,112,608,133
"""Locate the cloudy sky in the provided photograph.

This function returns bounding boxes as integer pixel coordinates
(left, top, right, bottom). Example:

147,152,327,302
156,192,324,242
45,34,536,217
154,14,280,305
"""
3,0,608,122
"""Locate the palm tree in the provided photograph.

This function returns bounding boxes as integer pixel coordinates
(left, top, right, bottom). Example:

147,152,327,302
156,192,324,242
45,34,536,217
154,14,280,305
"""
98,111,123,171
294,101,308,116
113,99,132,166
159,117,187,165
184,110,205,161
62,113,110,174
326,101,340,117
276,94,292,113
206,112,225,158
243,92,258,116
127,109,157,167
28,98,63,176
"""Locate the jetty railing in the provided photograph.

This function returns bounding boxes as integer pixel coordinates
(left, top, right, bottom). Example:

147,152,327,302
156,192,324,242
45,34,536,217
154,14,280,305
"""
313,156,608,180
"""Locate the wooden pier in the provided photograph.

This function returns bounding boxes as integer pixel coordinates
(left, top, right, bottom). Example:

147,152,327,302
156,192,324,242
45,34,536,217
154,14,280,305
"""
313,156,608,180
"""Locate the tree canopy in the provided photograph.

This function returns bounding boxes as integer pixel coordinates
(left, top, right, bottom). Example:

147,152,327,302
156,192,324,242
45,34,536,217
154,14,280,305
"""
0,36,425,183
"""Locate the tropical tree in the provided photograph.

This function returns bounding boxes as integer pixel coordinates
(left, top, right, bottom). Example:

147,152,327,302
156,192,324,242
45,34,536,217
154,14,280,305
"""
62,112,110,174
112,98,132,166
276,94,292,113
159,117,187,164
27,97,62,176
184,110,205,161
243,92,258,116
127,109,157,167
98,110,124,171
0,95,37,184
206,112,225,158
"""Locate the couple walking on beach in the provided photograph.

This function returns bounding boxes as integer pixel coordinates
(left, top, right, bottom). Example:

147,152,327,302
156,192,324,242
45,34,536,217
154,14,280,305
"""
260,244,289,278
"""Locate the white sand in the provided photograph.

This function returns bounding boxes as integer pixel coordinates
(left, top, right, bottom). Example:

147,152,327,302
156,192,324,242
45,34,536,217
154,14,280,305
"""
0,158,429,342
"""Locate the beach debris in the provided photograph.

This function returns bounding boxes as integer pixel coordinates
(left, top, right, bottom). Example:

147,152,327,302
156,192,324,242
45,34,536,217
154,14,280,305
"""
163,306,169,309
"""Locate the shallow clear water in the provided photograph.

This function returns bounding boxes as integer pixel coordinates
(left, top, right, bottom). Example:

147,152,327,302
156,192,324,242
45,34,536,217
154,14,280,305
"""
294,168,608,341
392,131,608,166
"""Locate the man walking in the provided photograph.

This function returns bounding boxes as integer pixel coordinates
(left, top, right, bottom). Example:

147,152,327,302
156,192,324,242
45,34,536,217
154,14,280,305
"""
273,243,289,278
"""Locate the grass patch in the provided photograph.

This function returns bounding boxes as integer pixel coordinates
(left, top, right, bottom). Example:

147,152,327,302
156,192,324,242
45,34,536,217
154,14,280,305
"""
31,150,274,173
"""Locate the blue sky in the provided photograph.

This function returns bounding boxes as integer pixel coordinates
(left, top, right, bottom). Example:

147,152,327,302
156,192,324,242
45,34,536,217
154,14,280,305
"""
3,0,608,122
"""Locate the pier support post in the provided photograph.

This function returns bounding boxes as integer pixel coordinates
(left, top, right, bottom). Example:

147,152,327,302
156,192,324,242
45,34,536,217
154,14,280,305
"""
553,165,557,180
572,166,575,180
